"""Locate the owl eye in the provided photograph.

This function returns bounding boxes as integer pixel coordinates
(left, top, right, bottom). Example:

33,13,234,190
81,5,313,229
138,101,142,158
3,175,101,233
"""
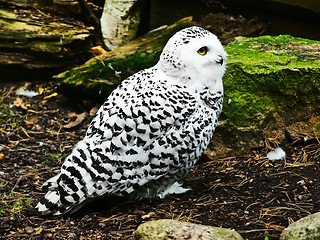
197,46,208,56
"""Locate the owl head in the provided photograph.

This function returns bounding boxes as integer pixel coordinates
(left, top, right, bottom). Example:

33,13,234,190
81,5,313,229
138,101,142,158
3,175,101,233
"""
158,26,227,92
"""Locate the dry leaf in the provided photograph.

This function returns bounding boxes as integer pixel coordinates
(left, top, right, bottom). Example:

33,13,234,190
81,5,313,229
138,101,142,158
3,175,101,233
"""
90,45,107,55
13,97,30,110
28,109,39,114
141,212,156,219
43,92,58,100
34,226,43,235
67,112,77,118
38,87,44,95
63,112,87,129
89,105,99,116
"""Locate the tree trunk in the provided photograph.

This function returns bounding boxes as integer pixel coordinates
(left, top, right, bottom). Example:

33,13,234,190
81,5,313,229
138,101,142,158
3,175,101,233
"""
100,0,145,50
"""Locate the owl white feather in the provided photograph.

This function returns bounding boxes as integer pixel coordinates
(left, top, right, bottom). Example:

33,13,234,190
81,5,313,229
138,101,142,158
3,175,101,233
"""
36,26,227,216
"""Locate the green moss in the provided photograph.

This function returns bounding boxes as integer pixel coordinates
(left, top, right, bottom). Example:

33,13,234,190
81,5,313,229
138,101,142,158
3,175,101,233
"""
59,50,160,98
0,95,23,129
10,197,33,213
0,9,16,19
224,90,275,127
227,35,320,74
1,193,33,213
223,35,320,127
30,41,62,53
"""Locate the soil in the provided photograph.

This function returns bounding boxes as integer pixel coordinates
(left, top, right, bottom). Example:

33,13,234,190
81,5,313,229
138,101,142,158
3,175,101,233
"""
0,2,320,238
0,80,319,240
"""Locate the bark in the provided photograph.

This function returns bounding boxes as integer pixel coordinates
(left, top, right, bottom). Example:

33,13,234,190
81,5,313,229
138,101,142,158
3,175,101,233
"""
77,0,104,47
100,0,146,50
0,0,92,81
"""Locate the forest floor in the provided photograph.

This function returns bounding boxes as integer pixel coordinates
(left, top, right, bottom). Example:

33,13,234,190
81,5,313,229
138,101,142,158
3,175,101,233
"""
0,81,319,240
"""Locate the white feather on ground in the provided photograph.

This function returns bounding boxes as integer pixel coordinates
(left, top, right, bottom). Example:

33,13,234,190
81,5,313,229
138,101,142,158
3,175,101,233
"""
157,182,191,199
267,147,286,161
16,89,39,97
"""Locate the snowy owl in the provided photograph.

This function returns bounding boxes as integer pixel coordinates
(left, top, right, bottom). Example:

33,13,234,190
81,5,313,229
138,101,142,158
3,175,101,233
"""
36,26,227,216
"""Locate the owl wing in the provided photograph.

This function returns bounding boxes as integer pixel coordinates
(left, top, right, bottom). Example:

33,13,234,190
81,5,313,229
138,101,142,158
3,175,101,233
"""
81,68,200,188
37,68,204,216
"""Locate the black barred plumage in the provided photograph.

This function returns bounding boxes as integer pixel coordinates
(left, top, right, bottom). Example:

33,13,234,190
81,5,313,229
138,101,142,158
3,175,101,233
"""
36,26,227,216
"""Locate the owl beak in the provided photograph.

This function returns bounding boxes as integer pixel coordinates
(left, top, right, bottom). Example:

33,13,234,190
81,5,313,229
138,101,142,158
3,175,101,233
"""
215,55,224,66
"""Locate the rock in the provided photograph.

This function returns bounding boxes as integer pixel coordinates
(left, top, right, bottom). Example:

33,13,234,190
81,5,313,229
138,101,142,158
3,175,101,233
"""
0,0,92,81
208,34,320,157
133,219,244,240
24,226,34,234
280,212,320,240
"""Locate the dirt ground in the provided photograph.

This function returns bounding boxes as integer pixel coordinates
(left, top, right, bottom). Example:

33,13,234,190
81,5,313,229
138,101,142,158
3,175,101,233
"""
0,80,319,240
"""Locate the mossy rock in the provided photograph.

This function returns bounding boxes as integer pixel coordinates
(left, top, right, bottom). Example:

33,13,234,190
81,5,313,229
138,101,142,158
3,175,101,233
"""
280,212,320,240
224,34,320,127
133,219,244,240
208,35,320,156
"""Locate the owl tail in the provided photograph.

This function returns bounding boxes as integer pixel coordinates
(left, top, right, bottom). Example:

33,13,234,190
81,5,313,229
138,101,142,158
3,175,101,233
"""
36,141,100,216
36,174,72,216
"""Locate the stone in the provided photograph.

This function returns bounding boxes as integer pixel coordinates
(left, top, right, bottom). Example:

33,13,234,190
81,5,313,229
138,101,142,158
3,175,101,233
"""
280,212,320,240
24,226,34,234
209,34,320,157
133,219,244,240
